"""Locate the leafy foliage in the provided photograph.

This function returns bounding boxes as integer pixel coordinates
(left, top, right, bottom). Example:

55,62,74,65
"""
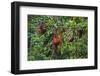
28,15,88,61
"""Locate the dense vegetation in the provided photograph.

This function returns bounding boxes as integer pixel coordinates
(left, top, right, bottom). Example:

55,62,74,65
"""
28,15,88,61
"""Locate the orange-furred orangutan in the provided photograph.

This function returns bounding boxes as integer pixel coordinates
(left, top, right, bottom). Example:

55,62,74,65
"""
52,28,62,58
37,22,46,34
53,29,62,48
